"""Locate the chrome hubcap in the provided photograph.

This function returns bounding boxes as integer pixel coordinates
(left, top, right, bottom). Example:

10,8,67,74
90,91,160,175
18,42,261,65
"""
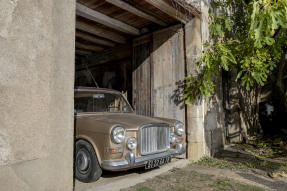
76,149,90,172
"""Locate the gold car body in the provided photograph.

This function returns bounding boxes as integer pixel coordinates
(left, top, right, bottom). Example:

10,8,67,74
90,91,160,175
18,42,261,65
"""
75,87,185,171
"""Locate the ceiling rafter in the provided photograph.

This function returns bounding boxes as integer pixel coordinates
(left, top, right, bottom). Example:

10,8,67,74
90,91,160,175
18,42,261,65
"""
76,31,116,47
76,44,131,71
105,0,167,26
76,49,93,56
76,21,127,44
76,2,140,35
76,41,104,52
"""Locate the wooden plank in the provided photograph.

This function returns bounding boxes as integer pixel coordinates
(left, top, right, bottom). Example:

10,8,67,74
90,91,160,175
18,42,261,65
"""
76,21,127,44
76,41,104,52
106,0,167,26
151,24,185,122
76,3,140,35
76,31,116,47
132,39,152,116
144,0,188,24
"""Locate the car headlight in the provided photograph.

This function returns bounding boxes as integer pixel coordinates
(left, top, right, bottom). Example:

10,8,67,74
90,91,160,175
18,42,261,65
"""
127,137,137,150
174,121,184,136
111,126,125,144
170,132,178,143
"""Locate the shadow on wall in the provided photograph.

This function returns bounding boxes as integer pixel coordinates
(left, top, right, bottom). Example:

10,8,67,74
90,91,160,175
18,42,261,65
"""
204,101,225,156
222,70,248,144
171,80,185,110
132,24,185,120
170,75,225,157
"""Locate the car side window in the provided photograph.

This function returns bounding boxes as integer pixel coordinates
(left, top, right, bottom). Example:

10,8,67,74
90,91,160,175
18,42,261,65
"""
75,97,93,112
93,97,107,112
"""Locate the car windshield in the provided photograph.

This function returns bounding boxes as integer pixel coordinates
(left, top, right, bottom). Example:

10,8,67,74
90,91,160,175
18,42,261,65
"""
75,91,133,113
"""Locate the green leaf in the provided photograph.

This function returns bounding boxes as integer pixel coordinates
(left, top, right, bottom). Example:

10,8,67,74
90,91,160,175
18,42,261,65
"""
236,71,243,81
264,37,275,45
224,17,232,31
184,0,286,103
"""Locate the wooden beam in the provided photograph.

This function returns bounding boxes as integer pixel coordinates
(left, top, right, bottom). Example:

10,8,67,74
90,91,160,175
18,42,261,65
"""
76,21,127,44
106,0,167,26
76,41,104,52
76,44,132,71
76,31,116,47
89,1,106,9
76,3,140,35
144,0,188,24
172,0,200,18
76,49,93,55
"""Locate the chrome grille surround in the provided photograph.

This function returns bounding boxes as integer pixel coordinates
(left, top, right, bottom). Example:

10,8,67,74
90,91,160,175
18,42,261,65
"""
138,123,170,155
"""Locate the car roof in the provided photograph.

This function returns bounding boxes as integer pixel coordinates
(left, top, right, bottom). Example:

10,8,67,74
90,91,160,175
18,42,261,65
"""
74,86,121,94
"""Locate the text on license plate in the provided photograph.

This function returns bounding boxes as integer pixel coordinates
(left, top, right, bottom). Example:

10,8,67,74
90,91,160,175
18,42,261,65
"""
145,156,171,169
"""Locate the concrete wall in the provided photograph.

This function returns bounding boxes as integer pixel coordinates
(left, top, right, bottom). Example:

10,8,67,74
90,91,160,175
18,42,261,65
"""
0,0,75,190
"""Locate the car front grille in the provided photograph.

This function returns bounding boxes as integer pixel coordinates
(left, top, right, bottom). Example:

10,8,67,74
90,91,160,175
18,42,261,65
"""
139,124,170,155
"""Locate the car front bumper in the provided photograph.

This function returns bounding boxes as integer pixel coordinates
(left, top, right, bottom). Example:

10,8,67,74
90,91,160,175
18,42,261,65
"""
101,143,185,171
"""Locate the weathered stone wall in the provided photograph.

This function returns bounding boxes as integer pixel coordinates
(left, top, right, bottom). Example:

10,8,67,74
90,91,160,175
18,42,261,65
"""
185,0,225,160
0,0,75,190
185,16,208,160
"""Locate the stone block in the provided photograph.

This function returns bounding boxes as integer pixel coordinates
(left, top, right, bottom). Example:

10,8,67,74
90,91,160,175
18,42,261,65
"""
187,142,207,161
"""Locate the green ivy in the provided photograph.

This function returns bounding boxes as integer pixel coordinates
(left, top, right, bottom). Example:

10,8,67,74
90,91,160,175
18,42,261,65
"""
184,0,287,103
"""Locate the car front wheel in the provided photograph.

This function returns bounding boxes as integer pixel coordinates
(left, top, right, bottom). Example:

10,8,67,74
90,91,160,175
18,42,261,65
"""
75,140,102,183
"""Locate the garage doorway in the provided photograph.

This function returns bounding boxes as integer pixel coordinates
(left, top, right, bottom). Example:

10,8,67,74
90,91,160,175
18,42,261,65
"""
74,0,199,190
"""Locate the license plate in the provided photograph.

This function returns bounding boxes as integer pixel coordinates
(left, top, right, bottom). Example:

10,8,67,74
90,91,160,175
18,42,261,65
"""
145,156,171,169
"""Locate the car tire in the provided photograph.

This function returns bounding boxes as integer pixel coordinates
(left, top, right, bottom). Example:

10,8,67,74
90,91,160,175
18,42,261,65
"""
75,140,102,183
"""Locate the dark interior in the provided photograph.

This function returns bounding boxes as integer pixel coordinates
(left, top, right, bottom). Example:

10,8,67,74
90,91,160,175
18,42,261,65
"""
74,0,197,104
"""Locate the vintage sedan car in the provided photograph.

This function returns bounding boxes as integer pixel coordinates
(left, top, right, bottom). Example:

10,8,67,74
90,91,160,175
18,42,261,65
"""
74,87,185,182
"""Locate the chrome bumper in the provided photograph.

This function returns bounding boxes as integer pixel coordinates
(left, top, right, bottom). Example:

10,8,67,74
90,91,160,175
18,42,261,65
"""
101,143,185,171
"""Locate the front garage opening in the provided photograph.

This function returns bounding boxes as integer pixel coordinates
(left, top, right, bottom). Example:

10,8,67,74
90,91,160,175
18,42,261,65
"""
75,0,198,112
74,0,199,189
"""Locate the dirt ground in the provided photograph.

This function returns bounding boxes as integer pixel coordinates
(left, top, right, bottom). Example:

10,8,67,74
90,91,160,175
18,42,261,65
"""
120,165,265,191
121,140,287,191
75,140,287,191
74,159,189,191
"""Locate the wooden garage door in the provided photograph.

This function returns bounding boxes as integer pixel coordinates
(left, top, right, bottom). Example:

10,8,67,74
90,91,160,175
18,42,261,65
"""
132,34,152,116
133,25,185,122
151,25,185,122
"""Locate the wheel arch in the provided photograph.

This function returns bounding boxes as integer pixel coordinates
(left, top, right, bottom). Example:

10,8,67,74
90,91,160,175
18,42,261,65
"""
75,135,103,165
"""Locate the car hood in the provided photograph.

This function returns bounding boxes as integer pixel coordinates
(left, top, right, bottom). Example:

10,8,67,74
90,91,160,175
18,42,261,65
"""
76,112,170,131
